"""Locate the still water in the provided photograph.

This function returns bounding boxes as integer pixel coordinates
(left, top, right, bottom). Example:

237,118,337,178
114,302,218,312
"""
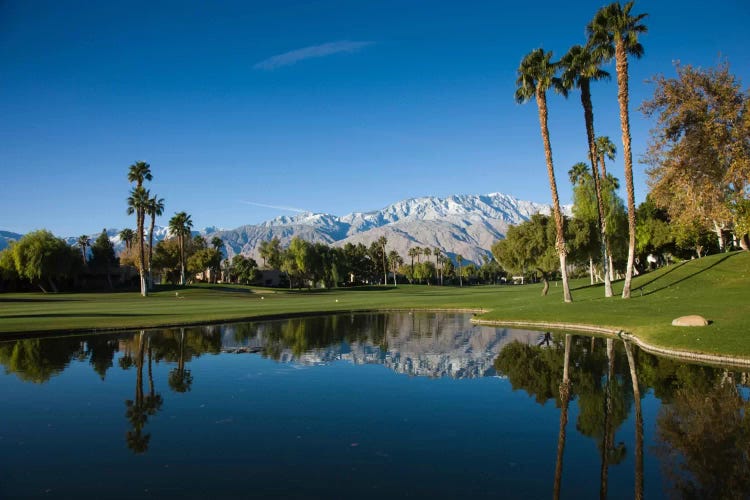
0,313,748,498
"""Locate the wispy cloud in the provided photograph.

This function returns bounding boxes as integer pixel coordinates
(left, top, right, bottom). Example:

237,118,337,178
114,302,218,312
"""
253,40,374,70
239,200,308,213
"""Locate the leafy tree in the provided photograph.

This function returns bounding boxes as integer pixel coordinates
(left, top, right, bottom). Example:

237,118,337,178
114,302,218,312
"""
168,211,193,285
188,248,222,279
515,48,572,302
230,254,258,285
642,61,750,252
262,237,283,269
588,0,648,298
9,230,80,292
89,229,118,288
561,43,613,297
496,215,561,294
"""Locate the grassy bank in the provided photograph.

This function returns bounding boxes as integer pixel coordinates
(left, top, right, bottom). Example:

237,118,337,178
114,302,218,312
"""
1,251,748,357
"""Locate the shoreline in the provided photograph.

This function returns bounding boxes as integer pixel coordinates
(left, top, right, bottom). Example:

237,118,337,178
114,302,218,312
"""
3,304,749,368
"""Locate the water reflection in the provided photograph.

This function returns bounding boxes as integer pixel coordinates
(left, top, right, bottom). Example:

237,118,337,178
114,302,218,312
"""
0,313,749,497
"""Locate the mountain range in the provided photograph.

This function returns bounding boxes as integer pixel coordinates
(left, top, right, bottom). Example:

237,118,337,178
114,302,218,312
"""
0,192,563,264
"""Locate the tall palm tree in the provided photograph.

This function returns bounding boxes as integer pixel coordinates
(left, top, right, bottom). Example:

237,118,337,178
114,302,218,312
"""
145,195,165,290
377,236,388,285
169,211,193,285
515,48,572,302
387,250,402,286
76,235,90,265
422,247,432,284
127,161,152,188
127,187,150,296
595,136,617,178
407,247,419,277
456,254,464,287
433,248,442,285
119,228,135,251
588,1,648,299
561,43,613,297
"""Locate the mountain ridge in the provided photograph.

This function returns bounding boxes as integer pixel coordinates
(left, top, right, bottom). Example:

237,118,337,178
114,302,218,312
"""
1,192,567,264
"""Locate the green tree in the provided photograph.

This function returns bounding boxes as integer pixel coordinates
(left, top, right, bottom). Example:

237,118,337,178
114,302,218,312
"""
515,48,572,302
168,211,193,285
259,237,282,269
145,195,165,289
377,236,388,285
561,43,613,297
456,254,464,287
10,230,79,292
588,1,648,298
89,229,118,289
387,250,402,286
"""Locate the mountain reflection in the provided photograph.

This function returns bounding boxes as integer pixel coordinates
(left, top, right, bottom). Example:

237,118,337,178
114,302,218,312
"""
0,312,749,493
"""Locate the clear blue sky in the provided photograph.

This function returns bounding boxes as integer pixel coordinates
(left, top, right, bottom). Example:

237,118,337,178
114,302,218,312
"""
2,0,749,236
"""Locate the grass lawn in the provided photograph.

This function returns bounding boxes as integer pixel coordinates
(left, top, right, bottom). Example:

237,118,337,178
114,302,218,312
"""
1,251,748,358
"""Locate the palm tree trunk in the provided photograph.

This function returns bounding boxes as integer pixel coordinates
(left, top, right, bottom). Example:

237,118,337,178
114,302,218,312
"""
554,334,572,500
615,42,637,299
148,215,156,290
624,341,644,500
179,235,185,285
581,80,612,297
589,257,594,285
536,89,572,302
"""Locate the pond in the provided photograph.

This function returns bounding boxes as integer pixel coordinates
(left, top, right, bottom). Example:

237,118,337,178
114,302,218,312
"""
1,312,748,498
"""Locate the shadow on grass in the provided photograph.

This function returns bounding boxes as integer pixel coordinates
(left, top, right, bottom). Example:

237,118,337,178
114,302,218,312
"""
0,298,81,303
638,253,736,296
1,313,160,319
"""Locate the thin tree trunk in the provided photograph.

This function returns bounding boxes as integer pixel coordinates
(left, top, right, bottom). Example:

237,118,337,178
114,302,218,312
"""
554,334,572,500
536,89,572,302
712,220,725,251
623,341,644,500
589,257,594,285
541,271,550,296
615,42,636,299
148,215,155,290
581,82,613,297
609,252,615,282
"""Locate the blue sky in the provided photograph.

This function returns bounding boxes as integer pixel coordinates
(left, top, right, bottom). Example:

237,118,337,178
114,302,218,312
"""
2,0,749,236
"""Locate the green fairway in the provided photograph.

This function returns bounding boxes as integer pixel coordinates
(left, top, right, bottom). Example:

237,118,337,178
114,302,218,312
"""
1,251,748,358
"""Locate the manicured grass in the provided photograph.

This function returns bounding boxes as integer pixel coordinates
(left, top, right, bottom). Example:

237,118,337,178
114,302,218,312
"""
1,251,748,357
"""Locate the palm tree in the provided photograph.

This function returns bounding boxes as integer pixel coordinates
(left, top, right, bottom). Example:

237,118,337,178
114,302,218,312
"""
595,136,617,178
387,250,402,286
433,248,443,285
127,186,150,296
515,48,572,302
407,247,419,276
588,1,648,299
76,235,90,265
145,195,165,290
168,211,193,285
127,161,152,188
422,248,432,284
119,228,135,251
561,43,613,297
377,236,388,285
456,254,464,287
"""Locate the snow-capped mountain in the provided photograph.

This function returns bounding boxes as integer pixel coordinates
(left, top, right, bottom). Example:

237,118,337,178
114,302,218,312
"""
213,193,561,264
2,193,565,265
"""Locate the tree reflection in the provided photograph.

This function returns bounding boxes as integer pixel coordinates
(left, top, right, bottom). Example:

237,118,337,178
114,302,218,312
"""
655,368,750,498
168,328,193,393
0,337,82,383
124,331,162,453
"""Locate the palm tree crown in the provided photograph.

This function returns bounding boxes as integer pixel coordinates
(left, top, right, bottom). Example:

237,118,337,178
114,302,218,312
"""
515,48,567,103
560,44,610,90
587,2,647,59
127,161,153,188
